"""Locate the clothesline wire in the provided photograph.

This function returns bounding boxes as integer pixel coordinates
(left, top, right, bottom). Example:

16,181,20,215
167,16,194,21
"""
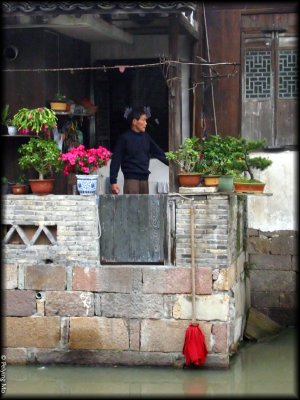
3,59,240,73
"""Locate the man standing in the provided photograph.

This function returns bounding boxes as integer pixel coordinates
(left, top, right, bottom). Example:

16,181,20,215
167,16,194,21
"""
110,108,169,194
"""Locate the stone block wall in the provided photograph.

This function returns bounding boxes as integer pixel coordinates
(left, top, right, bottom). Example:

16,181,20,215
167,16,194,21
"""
2,194,248,368
247,229,298,326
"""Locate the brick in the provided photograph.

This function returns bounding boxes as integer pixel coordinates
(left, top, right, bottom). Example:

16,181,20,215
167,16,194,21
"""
213,266,235,291
196,267,213,294
2,264,18,289
204,353,229,368
24,265,66,290
142,268,190,293
69,317,129,350
72,266,139,292
249,254,292,270
251,291,280,308
129,319,140,351
279,292,297,308
100,293,164,319
3,290,36,316
142,267,212,295
2,348,27,365
270,234,298,255
249,270,296,292
140,319,211,352
247,236,271,254
45,291,94,316
173,294,230,321
212,323,228,353
3,317,60,348
291,255,298,271
34,349,185,367
247,229,259,237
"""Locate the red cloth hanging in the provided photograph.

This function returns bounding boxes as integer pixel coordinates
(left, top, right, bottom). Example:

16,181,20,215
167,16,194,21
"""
182,323,208,366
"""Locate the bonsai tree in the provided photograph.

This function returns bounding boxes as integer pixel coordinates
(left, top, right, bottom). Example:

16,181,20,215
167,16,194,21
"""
165,137,204,173
18,137,63,180
231,138,273,182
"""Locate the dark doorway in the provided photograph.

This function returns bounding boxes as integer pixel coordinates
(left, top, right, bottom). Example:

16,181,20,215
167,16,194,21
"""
93,58,169,153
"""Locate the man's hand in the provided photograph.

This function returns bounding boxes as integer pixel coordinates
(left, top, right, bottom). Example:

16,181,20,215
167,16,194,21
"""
111,183,120,195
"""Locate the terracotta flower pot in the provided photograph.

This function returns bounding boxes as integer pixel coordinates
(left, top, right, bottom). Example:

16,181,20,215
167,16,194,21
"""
178,173,202,187
11,184,27,194
50,101,68,111
234,182,265,193
29,179,55,195
203,175,220,186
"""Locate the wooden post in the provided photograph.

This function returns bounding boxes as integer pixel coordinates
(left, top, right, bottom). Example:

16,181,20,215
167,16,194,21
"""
168,15,182,193
192,4,205,139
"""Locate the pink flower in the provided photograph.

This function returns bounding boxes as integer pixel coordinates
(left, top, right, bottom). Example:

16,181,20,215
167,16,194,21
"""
59,144,112,175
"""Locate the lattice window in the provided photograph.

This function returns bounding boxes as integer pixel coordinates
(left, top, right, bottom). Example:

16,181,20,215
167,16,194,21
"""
279,50,298,98
245,50,271,99
1,224,57,245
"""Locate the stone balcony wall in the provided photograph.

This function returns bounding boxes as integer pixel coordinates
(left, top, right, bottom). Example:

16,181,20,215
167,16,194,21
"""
2,193,248,368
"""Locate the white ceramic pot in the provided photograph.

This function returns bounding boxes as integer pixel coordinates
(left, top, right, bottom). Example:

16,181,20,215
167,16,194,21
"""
8,126,17,135
76,174,98,195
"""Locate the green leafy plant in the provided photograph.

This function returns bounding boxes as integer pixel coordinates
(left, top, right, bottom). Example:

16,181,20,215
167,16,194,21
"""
18,137,63,180
199,134,272,179
166,137,204,173
1,104,12,126
12,107,57,136
15,174,27,185
200,134,243,176
54,93,67,101
1,176,8,184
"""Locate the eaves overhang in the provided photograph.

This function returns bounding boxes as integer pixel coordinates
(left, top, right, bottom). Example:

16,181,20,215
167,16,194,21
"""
2,2,197,16
2,2,199,44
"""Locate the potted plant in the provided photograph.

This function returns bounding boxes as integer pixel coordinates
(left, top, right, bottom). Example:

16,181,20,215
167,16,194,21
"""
166,137,204,187
1,104,17,135
200,134,243,191
1,176,10,194
232,138,273,193
12,107,57,137
59,144,111,195
18,137,63,195
50,93,69,112
11,174,28,195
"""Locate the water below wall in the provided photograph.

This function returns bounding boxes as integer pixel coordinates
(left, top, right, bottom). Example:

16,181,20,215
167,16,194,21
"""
4,327,297,398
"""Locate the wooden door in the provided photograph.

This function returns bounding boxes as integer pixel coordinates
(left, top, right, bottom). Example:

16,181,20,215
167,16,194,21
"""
99,194,168,264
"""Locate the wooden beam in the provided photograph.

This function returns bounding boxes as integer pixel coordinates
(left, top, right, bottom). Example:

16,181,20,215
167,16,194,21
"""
178,13,199,40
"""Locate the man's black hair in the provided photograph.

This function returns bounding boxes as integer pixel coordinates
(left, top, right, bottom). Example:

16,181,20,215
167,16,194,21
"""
127,108,146,126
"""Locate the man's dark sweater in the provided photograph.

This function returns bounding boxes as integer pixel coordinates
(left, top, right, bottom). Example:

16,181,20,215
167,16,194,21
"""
110,129,169,184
